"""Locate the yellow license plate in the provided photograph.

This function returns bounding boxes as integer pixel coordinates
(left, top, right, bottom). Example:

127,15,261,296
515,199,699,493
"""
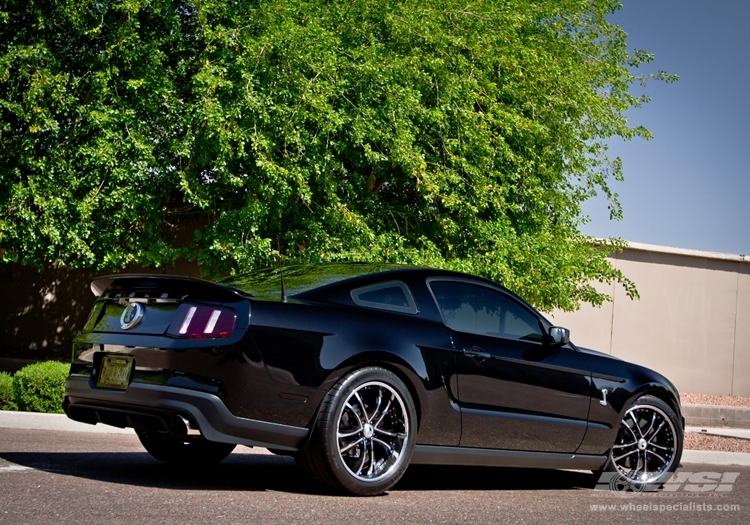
97,356,134,389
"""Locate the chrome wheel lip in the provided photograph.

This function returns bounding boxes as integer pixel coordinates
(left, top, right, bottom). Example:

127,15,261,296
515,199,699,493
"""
611,404,678,484
336,380,410,483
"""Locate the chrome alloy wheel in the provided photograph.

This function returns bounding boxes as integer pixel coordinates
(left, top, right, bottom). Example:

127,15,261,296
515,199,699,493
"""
336,380,409,482
611,403,677,483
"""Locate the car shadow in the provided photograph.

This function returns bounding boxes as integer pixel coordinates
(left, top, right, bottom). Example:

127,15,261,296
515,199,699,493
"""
396,464,597,491
0,450,597,495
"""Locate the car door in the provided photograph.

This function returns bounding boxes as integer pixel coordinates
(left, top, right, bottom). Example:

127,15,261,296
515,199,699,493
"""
428,279,593,453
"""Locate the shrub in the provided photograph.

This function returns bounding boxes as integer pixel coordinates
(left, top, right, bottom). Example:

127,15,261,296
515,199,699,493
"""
0,371,17,410
12,361,70,413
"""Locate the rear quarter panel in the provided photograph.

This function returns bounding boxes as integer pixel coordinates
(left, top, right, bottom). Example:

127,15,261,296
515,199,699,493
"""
246,299,462,446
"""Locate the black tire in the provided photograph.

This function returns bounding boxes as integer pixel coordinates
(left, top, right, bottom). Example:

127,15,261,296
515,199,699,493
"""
136,430,236,467
296,367,417,496
602,395,683,485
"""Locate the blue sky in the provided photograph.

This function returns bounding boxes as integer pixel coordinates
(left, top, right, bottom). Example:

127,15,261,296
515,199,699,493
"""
581,0,750,255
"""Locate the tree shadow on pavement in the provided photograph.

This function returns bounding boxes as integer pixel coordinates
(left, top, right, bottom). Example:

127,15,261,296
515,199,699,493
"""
0,450,323,494
395,464,596,491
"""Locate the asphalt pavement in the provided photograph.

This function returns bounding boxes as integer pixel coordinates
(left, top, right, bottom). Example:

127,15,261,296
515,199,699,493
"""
1,414,748,524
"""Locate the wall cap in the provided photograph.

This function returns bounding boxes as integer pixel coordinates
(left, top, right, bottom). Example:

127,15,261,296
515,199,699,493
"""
625,241,749,264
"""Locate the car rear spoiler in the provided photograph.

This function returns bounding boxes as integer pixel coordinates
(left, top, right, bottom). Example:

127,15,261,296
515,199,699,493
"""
90,274,249,303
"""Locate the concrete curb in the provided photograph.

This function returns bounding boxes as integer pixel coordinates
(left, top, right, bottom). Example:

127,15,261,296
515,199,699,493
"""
682,450,750,467
683,404,750,429
0,411,133,434
686,426,750,441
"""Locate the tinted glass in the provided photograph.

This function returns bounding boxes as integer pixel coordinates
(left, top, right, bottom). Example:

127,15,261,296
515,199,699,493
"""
358,287,409,308
429,281,542,341
351,281,418,314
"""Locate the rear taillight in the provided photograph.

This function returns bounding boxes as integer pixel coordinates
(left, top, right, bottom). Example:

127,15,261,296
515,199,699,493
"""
167,304,236,338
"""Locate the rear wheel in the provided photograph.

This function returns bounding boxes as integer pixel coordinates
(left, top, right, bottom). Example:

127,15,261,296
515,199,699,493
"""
297,367,417,496
603,395,682,485
136,430,236,467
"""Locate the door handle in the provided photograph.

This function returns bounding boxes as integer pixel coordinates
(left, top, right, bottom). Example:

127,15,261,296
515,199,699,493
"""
463,347,491,361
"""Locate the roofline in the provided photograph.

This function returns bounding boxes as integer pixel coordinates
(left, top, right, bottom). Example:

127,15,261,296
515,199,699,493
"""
624,241,749,264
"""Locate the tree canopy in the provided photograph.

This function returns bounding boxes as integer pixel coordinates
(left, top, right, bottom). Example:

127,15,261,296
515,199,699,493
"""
0,0,674,311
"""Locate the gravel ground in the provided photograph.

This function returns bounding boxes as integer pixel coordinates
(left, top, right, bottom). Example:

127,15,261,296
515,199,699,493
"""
679,393,750,453
684,432,750,453
681,393,750,407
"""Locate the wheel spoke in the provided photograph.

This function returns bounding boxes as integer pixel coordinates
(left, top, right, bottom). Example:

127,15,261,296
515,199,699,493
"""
354,391,370,422
338,428,362,439
614,449,639,462
374,427,406,439
372,436,394,454
366,442,375,477
646,448,668,465
341,437,365,454
354,446,368,476
622,420,639,443
344,403,363,428
647,421,666,443
630,412,644,437
373,397,393,429
372,388,383,421
633,451,643,476
643,411,657,438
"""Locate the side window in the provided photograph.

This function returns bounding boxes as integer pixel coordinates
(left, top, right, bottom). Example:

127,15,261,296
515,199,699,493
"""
428,281,542,341
350,281,418,314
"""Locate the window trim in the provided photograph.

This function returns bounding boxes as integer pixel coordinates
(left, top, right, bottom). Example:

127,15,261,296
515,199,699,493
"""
426,277,544,341
350,280,419,315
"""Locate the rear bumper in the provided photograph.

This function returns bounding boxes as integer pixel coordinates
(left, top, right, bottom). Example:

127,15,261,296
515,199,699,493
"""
64,375,309,451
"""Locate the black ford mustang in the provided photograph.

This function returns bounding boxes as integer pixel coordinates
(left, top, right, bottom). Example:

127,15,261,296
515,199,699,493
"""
64,264,683,495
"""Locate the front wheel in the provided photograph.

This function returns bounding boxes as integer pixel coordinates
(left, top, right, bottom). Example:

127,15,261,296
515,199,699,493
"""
296,367,417,496
604,395,683,485
136,430,236,467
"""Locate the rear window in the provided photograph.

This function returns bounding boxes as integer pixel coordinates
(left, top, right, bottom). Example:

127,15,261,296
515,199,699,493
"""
351,281,418,314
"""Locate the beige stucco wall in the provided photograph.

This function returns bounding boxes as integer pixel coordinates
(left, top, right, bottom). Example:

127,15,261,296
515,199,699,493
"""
550,280,615,355
552,243,749,397
733,265,750,396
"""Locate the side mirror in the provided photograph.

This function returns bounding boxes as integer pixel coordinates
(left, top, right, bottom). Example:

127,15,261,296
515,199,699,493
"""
548,326,570,346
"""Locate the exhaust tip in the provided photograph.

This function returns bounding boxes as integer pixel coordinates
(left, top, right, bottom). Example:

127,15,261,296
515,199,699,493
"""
175,414,201,437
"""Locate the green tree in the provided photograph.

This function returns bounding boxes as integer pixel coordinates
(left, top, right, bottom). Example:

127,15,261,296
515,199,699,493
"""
0,0,674,311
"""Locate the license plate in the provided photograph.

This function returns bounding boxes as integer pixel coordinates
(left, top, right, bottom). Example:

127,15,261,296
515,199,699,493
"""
97,356,134,389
